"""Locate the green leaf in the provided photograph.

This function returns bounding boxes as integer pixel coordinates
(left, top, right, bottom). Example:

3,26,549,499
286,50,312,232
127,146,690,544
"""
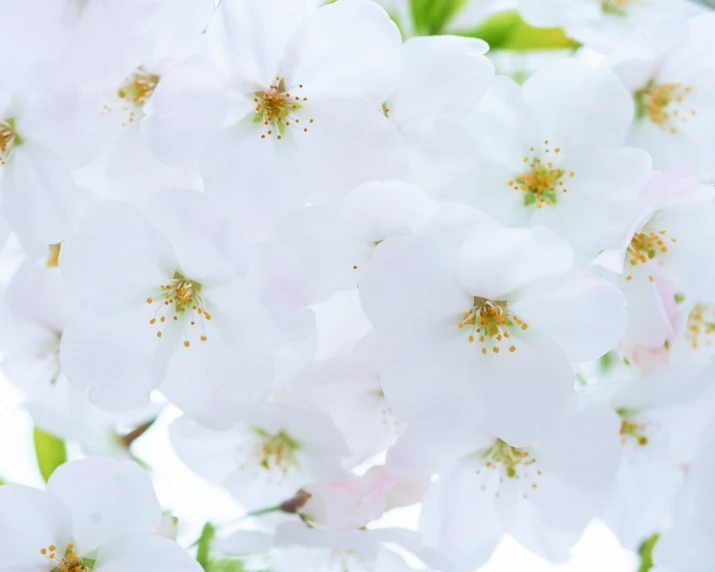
410,0,468,35
638,533,660,572
33,427,67,483
206,560,248,572
196,522,216,569
456,10,578,51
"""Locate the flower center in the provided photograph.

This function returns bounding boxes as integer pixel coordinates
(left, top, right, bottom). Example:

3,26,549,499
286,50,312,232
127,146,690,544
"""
146,271,210,347
40,543,94,572
0,117,22,165
634,80,695,135
509,143,574,208
686,303,715,350
617,408,650,446
250,428,300,473
602,0,640,15
476,439,543,498
458,297,527,354
253,76,313,140
109,69,160,126
625,226,676,281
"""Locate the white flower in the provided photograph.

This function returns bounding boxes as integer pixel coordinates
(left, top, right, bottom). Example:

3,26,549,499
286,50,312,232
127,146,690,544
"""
585,366,715,548
143,0,408,237
360,227,627,445
387,404,621,571
607,14,715,181
0,458,201,571
466,60,652,262
58,190,274,428
596,168,715,348
0,61,99,256
169,402,351,510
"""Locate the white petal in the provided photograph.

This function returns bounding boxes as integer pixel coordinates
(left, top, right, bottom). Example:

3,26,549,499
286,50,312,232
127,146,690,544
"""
522,59,634,148
95,534,201,572
359,236,471,340
59,201,176,314
457,226,574,300
475,330,576,446
47,459,162,554
2,144,76,257
390,35,492,124
512,270,627,362
160,340,272,430
280,0,401,102
0,485,72,568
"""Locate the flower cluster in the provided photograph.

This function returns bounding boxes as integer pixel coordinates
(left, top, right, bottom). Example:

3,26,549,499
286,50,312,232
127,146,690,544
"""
1,0,715,571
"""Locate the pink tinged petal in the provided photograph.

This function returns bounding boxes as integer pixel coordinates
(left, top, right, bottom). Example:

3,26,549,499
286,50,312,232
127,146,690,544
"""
301,478,388,531
59,200,176,315
522,59,634,148
475,330,576,447
390,35,493,125
47,459,162,554
142,58,230,165
359,235,471,340
620,270,675,347
160,340,272,431
60,310,157,411
511,270,628,362
279,0,401,102
456,226,574,300
0,485,72,568
2,143,76,257
94,533,202,572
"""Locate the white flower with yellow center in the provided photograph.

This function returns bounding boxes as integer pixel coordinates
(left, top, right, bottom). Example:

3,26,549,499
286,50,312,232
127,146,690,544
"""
596,168,715,348
466,60,651,262
0,458,201,572
387,404,621,571
143,0,408,238
58,190,275,429
169,403,350,511
359,226,627,445
586,366,715,549
608,14,715,181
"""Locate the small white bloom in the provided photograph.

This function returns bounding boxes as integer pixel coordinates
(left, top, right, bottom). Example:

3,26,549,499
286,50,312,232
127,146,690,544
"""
0,458,201,571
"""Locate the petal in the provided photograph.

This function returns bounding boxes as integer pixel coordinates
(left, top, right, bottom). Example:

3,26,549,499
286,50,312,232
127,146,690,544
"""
95,534,201,572
142,58,230,165
160,340,272,430
359,235,472,340
280,0,401,102
0,485,72,568
390,35,493,124
511,270,628,362
59,201,176,314
522,59,634,148
456,226,574,300
475,330,576,446
60,310,158,411
47,459,162,554
1,143,76,257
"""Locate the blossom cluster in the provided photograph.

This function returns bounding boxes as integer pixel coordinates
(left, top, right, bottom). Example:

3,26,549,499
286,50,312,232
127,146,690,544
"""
1,0,715,571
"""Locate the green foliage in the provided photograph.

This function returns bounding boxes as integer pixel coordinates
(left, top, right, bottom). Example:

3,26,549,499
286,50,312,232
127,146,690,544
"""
638,533,660,572
196,522,217,569
456,10,578,51
409,0,468,35
206,560,249,572
33,427,67,483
